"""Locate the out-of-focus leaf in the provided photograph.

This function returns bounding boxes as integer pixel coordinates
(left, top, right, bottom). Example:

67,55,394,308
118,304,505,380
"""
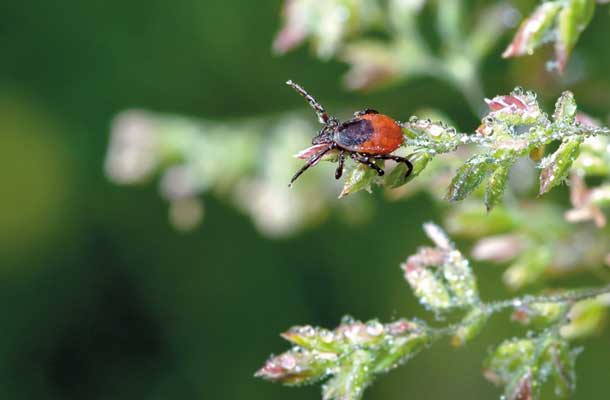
451,306,490,347
402,252,453,310
504,0,596,72
556,0,596,71
560,295,610,339
565,173,609,227
502,2,562,59
485,334,578,400
341,41,403,90
273,0,383,59
472,234,524,263
503,246,552,290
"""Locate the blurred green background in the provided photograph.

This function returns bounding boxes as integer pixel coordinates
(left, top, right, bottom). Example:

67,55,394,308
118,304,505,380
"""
1,1,609,399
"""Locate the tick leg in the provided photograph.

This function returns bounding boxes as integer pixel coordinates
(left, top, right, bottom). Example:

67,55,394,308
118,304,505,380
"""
371,154,413,178
289,144,334,187
286,80,329,124
350,153,385,176
335,150,346,179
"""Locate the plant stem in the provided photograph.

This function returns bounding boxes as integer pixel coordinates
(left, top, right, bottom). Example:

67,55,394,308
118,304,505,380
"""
427,284,610,340
489,284,610,312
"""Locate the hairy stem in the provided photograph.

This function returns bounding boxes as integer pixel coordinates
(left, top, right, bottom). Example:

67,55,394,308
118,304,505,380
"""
489,284,610,312
427,284,610,341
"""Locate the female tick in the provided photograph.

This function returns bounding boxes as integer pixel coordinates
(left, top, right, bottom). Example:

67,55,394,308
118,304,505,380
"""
287,80,413,187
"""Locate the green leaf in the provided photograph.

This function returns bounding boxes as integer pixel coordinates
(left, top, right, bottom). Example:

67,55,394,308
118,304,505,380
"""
502,2,562,58
323,350,372,400
452,306,490,347
258,317,432,399
281,326,342,353
503,246,552,290
485,333,578,400
402,258,453,310
441,245,479,306
339,162,380,198
503,369,535,400
485,164,511,212
485,338,536,384
255,348,337,386
373,322,430,373
553,91,578,124
539,137,583,195
543,340,577,398
560,297,609,339
556,0,596,70
384,152,431,188
403,223,480,311
447,155,492,202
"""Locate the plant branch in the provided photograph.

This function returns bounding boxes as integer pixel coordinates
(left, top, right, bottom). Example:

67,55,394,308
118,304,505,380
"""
257,223,610,400
428,284,610,339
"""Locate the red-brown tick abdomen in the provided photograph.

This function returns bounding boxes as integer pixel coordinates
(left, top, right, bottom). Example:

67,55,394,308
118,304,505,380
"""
357,113,403,154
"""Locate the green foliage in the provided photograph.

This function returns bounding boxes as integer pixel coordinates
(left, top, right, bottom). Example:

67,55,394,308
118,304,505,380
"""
256,318,430,399
105,111,376,236
99,2,610,399
335,88,610,211
503,0,602,71
275,0,513,113
484,333,578,400
256,224,610,400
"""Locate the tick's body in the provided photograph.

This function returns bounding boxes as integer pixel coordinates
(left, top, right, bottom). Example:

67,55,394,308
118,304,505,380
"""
286,80,412,187
335,113,403,154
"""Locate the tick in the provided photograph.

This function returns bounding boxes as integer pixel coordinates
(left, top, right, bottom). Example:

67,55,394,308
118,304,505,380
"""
287,80,413,187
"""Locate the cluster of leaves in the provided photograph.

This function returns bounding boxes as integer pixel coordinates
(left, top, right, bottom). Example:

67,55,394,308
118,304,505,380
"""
105,89,610,289
104,94,610,400
446,201,610,290
376,105,610,292
103,2,610,399
104,110,374,236
275,0,514,112
484,332,578,400
277,0,608,81
504,0,608,72
255,318,429,399
326,87,610,210
256,223,610,400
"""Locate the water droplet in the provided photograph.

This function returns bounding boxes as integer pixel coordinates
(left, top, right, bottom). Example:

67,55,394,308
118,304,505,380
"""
300,325,315,336
320,329,334,343
280,354,297,370
366,321,384,336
